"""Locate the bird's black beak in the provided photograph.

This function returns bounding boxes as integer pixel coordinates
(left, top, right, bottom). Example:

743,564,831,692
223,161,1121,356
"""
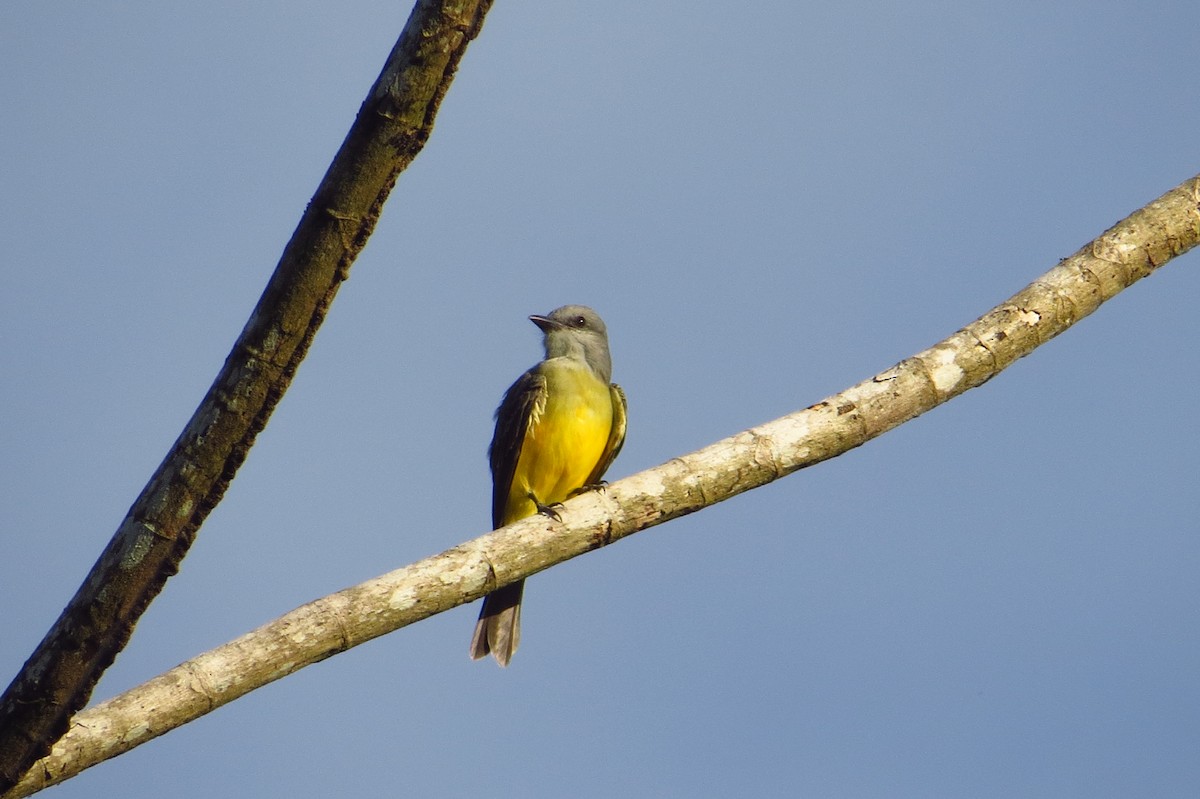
529,314,559,332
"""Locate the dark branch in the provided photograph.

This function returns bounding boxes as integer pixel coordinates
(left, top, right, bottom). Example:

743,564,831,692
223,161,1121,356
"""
0,1,493,790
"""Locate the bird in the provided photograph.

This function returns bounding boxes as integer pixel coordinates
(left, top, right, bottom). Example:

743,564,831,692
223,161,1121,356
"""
470,305,627,666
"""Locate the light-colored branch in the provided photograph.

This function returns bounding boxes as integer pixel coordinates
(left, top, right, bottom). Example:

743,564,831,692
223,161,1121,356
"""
8,176,1197,797
0,0,493,792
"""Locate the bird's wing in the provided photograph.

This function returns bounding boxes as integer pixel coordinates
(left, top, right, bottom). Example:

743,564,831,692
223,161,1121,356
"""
488,368,547,529
586,382,627,486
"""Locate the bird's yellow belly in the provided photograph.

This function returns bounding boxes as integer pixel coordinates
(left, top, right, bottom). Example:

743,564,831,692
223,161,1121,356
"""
503,365,613,525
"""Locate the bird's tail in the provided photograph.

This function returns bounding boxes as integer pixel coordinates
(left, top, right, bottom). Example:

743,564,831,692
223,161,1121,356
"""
469,580,524,666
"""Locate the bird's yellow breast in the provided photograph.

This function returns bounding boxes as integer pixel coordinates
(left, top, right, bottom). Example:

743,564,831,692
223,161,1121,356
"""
502,361,614,525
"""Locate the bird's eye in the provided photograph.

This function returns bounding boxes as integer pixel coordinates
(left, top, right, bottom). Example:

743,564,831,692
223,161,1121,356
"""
572,316,586,327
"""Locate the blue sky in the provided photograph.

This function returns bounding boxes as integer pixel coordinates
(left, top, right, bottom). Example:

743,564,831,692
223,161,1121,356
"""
2,3,1198,797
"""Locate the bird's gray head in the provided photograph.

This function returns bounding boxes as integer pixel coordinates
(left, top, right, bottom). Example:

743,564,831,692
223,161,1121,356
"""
530,305,613,382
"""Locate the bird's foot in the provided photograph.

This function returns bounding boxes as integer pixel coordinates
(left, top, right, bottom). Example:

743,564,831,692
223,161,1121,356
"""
568,481,608,498
535,501,564,522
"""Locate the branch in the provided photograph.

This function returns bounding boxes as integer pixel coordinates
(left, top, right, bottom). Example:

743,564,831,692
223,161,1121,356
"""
7,175,1197,797
0,1,493,791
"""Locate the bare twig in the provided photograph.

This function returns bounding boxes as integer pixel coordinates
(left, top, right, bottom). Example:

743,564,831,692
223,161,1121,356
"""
8,175,1196,798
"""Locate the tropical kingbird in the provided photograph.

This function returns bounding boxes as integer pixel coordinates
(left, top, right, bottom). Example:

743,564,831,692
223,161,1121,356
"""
470,305,627,666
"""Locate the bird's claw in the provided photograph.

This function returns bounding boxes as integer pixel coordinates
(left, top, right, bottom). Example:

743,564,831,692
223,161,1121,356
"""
535,501,564,522
568,481,608,498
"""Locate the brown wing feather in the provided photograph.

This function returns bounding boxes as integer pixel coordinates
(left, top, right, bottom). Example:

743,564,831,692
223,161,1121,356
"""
585,383,627,486
488,368,546,529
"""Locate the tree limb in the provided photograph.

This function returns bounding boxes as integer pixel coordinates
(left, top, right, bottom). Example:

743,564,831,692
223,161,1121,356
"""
7,175,1197,798
0,1,493,792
